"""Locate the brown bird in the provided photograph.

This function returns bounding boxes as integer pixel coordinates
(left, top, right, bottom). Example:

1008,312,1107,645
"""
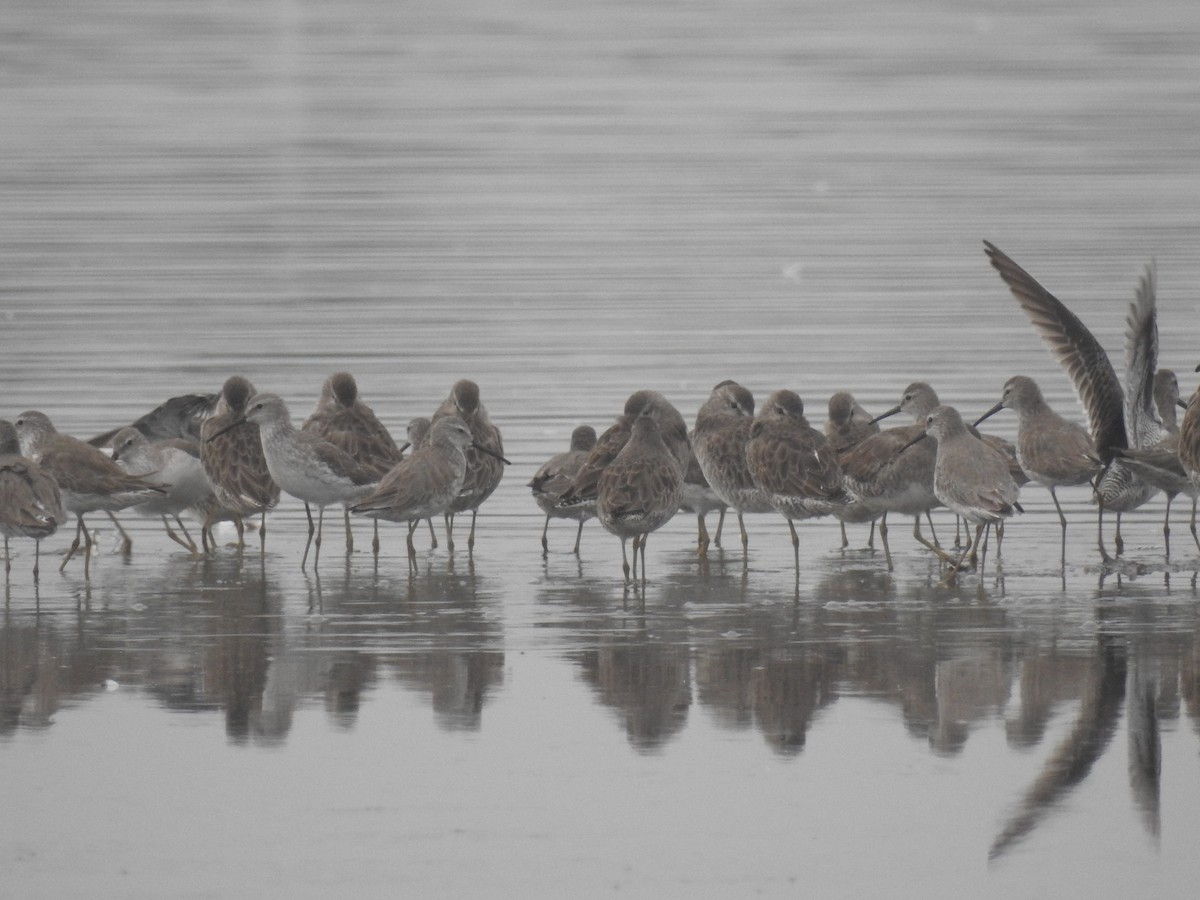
745,390,848,566
199,376,281,553
691,380,773,554
15,410,164,578
431,380,505,553
0,419,65,582
302,371,403,555
596,411,683,583
350,416,508,567
560,390,691,510
528,424,598,556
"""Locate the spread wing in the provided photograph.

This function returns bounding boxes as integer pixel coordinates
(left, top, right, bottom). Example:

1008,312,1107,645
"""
984,241,1127,460
1123,261,1165,450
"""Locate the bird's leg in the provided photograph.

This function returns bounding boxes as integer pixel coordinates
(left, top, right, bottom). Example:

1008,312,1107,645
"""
301,502,316,570
467,510,478,552
879,513,892,571
713,508,726,548
573,518,585,555
620,537,632,582
344,508,354,554
444,513,455,553
787,519,800,568
60,515,84,571
697,513,709,558
1163,493,1174,561
1049,486,1069,563
541,515,551,557
313,504,325,571
106,511,133,555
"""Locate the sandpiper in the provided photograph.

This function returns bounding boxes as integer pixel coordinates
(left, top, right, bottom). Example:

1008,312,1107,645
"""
838,382,942,567
15,410,164,578
691,380,774,554
745,390,848,565
1110,368,1198,557
528,424,597,556
560,390,691,509
211,393,379,570
975,375,1099,558
596,410,683,583
824,391,881,548
111,427,214,558
901,406,1023,579
404,417,441,548
984,241,1160,559
431,380,505,552
200,376,281,553
88,392,218,449
350,416,509,566
0,420,65,581
302,372,403,554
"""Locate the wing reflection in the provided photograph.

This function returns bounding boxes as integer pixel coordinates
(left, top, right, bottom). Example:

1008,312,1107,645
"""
989,636,1126,861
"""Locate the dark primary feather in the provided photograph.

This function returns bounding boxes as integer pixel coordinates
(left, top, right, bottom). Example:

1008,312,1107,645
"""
88,393,218,448
984,241,1128,461
1123,261,1165,451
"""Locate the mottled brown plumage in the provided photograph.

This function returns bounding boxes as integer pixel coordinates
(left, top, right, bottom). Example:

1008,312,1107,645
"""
596,412,683,582
15,410,164,577
431,379,505,552
0,419,65,581
351,416,498,565
561,390,691,509
692,380,772,553
199,376,281,552
745,390,847,563
528,424,597,555
302,372,403,554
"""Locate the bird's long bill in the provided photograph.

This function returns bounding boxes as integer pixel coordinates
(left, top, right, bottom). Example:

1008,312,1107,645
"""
972,401,1004,428
869,405,902,425
472,442,511,465
897,432,927,455
207,418,248,441
1178,397,1190,410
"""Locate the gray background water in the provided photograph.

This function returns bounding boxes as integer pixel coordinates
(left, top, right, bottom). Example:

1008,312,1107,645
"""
4,0,1200,896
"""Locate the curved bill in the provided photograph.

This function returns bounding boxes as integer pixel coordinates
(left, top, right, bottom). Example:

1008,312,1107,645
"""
897,432,927,455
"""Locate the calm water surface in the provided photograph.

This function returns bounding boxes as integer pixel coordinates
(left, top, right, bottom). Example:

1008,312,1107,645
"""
4,0,1200,897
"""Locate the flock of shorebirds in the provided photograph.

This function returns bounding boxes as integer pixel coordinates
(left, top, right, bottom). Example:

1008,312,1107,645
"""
3,241,1200,586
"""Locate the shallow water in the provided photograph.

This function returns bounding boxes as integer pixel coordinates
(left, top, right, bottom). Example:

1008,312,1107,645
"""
5,0,1200,897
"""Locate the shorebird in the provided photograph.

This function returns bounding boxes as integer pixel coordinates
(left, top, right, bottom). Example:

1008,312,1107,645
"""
15,410,165,578
596,409,683,583
838,382,942,568
528,424,597,556
349,416,509,566
211,393,379,570
302,372,403,554
431,380,505,553
0,420,65,581
200,376,281,553
975,375,1099,557
88,392,218,449
824,391,881,548
111,427,214,558
691,380,774,554
678,449,728,557
1178,374,1200,509
561,390,691,510
1110,368,1198,558
404,417,440,548
901,406,1023,579
745,390,848,565
983,242,1161,559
